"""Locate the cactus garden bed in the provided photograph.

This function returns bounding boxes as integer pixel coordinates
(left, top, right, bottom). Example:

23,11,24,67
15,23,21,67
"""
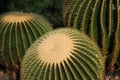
0,0,120,80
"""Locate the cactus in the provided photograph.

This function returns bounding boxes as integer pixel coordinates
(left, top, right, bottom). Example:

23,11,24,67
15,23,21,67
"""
21,28,104,80
117,9,120,69
0,12,53,68
63,0,120,71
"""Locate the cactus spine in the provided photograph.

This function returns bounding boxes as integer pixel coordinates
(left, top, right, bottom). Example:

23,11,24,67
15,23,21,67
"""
63,0,120,70
0,12,53,68
21,28,104,80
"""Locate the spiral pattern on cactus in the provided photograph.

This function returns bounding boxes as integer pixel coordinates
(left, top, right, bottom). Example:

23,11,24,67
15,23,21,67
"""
21,28,104,80
0,12,53,67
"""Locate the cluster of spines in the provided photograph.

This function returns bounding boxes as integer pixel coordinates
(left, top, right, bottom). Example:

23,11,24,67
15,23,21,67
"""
21,28,104,80
0,12,52,68
63,0,120,68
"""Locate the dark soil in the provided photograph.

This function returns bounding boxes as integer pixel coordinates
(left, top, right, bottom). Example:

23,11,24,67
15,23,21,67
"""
0,70,16,80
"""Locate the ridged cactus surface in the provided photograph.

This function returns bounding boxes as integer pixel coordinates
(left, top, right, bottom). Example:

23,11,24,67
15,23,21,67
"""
21,28,104,80
0,12,52,67
118,10,120,67
63,0,120,68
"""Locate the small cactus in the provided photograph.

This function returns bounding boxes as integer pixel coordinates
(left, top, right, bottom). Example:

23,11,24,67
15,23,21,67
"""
21,28,104,80
0,11,53,68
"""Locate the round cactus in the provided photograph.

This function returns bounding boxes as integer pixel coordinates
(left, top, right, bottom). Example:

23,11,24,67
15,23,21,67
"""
0,11,53,68
21,28,104,80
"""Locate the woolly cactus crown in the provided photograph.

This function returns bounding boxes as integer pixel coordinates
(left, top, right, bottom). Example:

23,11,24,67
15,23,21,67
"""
0,11,53,68
1,12,33,23
0,12,52,27
21,28,104,80
37,30,74,63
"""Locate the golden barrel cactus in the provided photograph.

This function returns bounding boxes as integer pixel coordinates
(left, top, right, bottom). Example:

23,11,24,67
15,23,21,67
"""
21,28,104,80
0,12,53,68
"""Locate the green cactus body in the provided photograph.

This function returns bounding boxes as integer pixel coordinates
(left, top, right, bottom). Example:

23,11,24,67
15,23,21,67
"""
116,7,120,67
21,28,104,80
109,2,119,68
0,12,53,68
63,0,120,68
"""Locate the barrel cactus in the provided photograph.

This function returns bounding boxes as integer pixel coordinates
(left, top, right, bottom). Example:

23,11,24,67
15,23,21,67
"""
63,0,120,71
21,28,104,80
0,12,53,68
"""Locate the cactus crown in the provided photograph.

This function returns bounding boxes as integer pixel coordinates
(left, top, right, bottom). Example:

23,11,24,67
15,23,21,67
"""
1,12,33,23
37,30,74,63
21,28,104,80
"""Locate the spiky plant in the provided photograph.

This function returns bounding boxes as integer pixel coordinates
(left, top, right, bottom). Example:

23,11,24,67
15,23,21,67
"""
0,12,53,69
63,0,120,72
21,28,104,80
